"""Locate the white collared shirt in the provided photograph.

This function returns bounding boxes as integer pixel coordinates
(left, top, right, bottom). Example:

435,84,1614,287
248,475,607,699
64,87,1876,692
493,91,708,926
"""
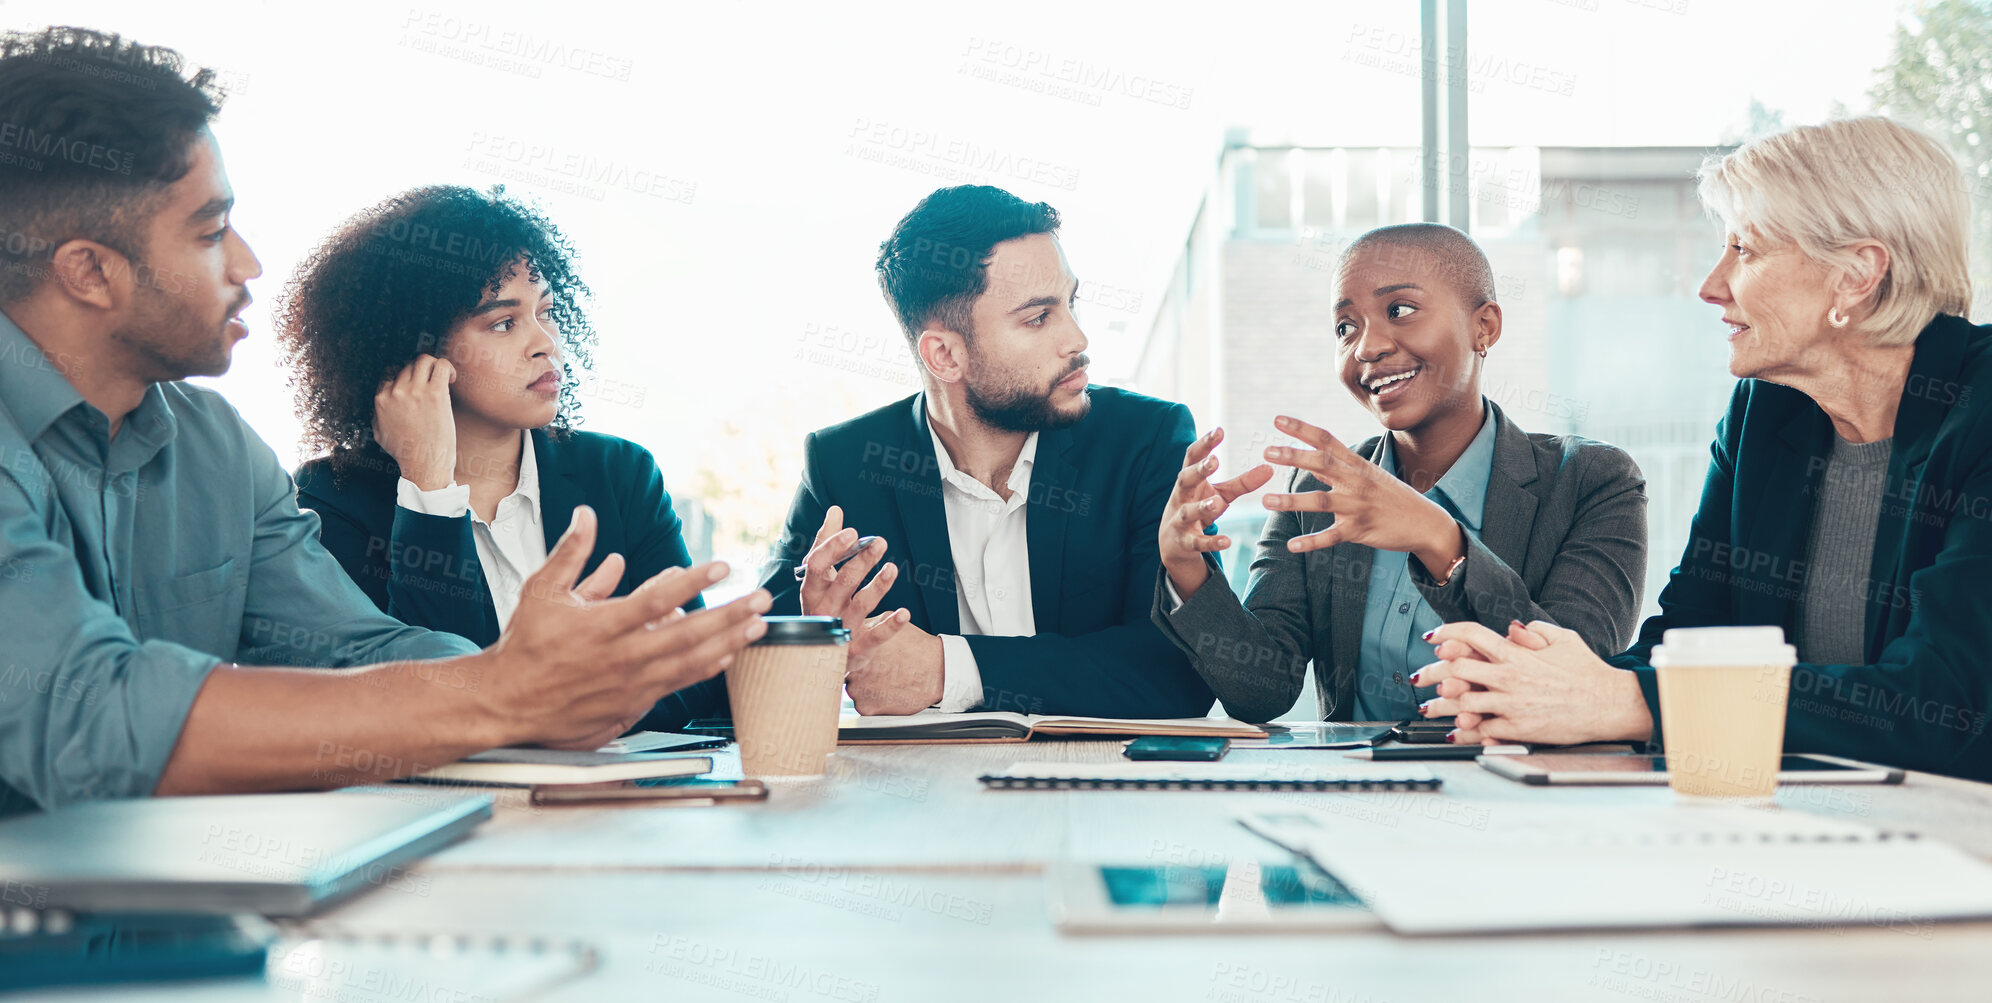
395,433,548,629
929,425,1038,713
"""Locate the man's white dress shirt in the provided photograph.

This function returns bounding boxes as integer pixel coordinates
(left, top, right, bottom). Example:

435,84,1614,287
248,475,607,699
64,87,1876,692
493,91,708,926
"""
929,426,1038,713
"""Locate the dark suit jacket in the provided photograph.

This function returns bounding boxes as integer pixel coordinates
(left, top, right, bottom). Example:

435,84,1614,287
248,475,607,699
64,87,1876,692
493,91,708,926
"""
294,428,721,729
1154,400,1649,722
1611,314,1992,782
759,387,1212,718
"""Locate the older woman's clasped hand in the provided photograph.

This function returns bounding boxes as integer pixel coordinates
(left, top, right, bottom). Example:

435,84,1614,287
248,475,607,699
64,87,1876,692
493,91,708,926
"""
1411,620,1654,745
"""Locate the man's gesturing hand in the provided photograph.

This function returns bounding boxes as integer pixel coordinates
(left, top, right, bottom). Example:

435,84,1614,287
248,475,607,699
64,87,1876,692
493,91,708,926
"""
475,505,772,751
798,505,910,666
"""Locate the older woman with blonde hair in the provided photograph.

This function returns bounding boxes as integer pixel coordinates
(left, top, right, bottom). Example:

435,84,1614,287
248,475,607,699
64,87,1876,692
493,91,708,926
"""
1416,116,1992,781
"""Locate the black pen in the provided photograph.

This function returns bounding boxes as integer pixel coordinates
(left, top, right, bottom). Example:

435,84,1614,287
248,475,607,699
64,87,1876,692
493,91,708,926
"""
1344,744,1527,761
792,535,882,581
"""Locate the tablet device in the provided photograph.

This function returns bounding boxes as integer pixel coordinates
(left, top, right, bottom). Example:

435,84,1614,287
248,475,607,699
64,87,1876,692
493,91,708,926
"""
680,719,736,739
531,778,769,805
1480,753,1905,786
1047,860,1379,934
1230,723,1395,749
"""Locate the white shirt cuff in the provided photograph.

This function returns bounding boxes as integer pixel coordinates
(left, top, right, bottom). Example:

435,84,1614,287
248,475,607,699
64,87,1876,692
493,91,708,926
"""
935,634,984,713
1161,575,1185,611
396,477,471,518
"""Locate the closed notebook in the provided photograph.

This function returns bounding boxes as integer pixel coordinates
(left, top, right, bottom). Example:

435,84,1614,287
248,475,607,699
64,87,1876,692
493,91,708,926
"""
842,712,1266,743
406,749,713,787
980,762,1440,791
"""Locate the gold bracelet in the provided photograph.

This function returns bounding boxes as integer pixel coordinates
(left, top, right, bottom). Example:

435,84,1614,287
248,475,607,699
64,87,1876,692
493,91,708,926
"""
1430,553,1466,588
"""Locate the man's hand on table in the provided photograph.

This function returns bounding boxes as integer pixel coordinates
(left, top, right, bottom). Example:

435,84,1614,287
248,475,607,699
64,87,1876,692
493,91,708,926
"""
845,622,945,716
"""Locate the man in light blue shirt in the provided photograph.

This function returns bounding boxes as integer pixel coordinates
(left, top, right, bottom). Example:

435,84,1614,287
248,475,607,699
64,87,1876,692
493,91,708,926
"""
0,309,477,809
1354,409,1496,720
0,28,771,813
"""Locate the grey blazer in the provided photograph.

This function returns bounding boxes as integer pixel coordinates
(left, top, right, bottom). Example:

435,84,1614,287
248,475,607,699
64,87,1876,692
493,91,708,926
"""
1152,400,1648,723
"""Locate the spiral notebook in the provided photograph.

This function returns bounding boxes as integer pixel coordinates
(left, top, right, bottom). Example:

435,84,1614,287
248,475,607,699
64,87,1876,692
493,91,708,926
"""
979,762,1440,791
1242,803,1992,934
264,928,592,1001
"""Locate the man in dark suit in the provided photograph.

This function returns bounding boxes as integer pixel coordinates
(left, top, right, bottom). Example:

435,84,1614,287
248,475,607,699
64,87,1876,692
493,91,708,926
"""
761,185,1213,719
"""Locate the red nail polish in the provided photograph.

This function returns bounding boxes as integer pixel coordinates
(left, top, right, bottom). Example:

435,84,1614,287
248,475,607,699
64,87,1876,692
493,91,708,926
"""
1445,731,1458,744
1408,672,1422,686
1421,628,1436,641
1508,619,1525,630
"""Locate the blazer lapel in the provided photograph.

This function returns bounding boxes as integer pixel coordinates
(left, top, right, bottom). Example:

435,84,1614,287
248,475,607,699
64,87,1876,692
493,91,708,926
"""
534,429,588,555
1748,400,1830,633
1322,438,1383,719
1866,315,1965,657
1478,402,1541,574
1025,427,1076,635
898,396,961,635
1325,543,1372,719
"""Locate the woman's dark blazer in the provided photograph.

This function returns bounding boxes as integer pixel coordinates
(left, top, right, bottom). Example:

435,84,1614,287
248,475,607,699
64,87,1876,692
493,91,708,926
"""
1612,314,1992,782
294,428,724,729
1154,399,1650,723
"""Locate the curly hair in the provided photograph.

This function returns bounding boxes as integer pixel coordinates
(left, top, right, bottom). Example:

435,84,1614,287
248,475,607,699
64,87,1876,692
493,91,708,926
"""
275,185,596,476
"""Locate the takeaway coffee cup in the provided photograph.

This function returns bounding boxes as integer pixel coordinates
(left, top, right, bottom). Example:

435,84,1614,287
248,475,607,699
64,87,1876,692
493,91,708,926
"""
725,615,850,777
1650,626,1798,800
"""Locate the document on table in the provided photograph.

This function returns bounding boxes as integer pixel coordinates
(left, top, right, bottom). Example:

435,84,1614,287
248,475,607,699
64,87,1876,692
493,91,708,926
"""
1241,802,1992,935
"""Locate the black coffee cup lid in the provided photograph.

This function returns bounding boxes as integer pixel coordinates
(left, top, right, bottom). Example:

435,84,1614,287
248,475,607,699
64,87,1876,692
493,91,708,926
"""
753,615,852,645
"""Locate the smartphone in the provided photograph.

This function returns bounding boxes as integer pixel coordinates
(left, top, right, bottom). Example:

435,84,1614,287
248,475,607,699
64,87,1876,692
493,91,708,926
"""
1123,736,1231,761
531,778,769,805
1389,717,1456,744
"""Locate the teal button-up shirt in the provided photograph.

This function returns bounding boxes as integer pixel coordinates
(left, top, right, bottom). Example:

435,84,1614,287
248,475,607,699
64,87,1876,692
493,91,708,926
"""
0,310,477,813
1353,408,1497,721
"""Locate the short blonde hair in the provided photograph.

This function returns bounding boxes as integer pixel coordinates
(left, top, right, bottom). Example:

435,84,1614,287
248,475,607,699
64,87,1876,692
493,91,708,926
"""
1696,116,1972,345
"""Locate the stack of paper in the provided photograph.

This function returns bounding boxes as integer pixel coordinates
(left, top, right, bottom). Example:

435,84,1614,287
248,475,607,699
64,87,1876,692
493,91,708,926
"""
1242,802,1992,934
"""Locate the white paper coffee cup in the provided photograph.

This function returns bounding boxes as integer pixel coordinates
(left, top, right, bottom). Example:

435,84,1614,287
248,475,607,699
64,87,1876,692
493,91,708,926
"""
1651,626,1798,799
726,616,850,778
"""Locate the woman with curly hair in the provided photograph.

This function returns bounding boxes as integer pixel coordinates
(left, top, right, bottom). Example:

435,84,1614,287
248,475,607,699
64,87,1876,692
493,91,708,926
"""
277,184,729,730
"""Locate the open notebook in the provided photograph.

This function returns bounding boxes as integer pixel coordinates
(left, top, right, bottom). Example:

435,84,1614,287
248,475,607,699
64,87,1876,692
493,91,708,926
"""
838,711,1265,743
1242,802,1992,935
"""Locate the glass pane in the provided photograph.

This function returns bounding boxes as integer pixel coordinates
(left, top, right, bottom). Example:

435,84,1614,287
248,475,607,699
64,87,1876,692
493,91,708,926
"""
1463,0,1906,620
